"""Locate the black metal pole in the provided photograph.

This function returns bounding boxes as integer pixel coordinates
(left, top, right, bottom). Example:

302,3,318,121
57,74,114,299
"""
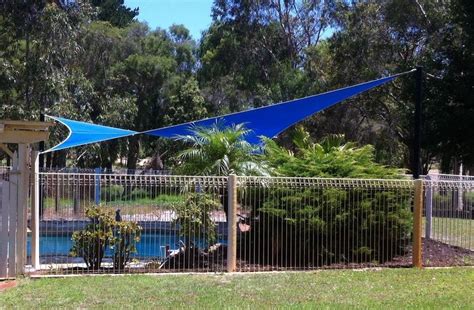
413,66,423,179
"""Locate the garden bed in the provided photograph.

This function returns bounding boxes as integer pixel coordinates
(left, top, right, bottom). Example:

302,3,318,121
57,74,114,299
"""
29,238,474,275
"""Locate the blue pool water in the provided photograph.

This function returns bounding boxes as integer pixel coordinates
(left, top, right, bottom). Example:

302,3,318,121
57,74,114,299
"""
27,234,225,259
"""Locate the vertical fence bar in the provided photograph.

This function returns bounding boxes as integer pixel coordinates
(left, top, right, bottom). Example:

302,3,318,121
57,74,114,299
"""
227,174,237,272
413,179,423,268
31,151,40,270
94,167,101,204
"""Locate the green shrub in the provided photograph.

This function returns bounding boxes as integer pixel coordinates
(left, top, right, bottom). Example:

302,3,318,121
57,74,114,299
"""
262,129,401,178
172,193,221,247
248,186,412,265
101,185,124,201
240,129,412,266
70,205,142,270
111,220,142,269
70,206,114,269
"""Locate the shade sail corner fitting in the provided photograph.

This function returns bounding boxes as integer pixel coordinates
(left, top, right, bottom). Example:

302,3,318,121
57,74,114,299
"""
42,115,138,153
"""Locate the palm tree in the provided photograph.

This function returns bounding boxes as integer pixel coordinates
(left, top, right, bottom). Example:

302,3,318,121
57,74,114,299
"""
174,122,267,176
174,122,268,222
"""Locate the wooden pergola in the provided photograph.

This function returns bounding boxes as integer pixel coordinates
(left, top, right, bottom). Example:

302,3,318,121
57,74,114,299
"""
0,120,51,145
0,120,52,278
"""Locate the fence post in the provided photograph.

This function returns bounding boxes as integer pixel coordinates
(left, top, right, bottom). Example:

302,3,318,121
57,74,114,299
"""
16,144,29,274
0,171,10,278
413,179,423,268
7,151,18,277
31,151,40,270
227,174,237,272
424,175,432,240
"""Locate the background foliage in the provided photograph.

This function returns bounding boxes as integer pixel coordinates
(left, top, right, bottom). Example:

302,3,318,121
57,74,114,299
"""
0,0,472,174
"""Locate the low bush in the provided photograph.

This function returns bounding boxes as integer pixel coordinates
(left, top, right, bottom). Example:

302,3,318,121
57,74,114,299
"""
172,193,221,247
70,205,142,270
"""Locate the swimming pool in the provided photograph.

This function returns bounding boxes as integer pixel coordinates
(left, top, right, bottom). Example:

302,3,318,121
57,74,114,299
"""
27,233,226,263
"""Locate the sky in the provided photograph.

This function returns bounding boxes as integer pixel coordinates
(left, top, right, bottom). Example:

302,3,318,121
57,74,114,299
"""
124,0,214,39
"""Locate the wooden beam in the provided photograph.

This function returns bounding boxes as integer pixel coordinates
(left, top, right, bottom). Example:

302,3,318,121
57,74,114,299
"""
0,143,13,158
0,130,49,144
0,120,52,144
0,120,53,128
227,174,237,272
413,179,423,268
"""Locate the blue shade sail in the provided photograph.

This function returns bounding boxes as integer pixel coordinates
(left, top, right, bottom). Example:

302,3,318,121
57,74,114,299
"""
144,72,410,144
43,71,413,152
43,116,137,153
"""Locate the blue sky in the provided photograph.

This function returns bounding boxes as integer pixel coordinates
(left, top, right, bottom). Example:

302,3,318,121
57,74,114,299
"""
124,0,214,39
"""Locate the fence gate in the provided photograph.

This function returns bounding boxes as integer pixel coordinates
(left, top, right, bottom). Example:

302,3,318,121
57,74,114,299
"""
0,147,31,278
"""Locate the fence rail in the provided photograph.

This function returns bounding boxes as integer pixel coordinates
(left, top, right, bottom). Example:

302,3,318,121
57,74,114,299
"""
13,172,473,276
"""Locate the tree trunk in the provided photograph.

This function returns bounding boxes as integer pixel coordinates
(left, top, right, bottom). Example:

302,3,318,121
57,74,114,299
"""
52,151,66,168
127,136,139,171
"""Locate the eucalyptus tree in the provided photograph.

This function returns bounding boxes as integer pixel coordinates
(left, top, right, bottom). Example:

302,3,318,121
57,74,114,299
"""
91,0,138,27
199,0,334,117
304,0,461,172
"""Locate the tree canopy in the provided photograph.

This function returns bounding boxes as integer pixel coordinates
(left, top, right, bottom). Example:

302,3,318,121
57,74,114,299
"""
0,0,472,174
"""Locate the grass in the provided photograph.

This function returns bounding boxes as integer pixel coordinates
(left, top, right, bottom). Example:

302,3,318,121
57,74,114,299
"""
1,268,473,309
423,217,474,250
43,194,185,215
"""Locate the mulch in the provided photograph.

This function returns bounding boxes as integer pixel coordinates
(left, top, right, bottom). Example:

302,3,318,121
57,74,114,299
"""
419,238,473,267
236,238,474,271
29,238,473,276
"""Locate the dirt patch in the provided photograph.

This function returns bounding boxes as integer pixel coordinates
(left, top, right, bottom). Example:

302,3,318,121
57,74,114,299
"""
0,280,17,292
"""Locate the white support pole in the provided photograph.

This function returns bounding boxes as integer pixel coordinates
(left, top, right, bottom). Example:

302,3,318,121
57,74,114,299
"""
31,150,40,270
424,175,432,240
458,163,463,211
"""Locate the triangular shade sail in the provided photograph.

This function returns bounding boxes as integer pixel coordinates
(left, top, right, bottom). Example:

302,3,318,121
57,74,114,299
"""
43,70,413,152
143,71,411,144
43,116,137,153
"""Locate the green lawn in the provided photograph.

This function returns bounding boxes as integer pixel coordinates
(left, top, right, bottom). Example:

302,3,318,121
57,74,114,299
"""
1,268,473,309
43,194,185,216
423,217,474,250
